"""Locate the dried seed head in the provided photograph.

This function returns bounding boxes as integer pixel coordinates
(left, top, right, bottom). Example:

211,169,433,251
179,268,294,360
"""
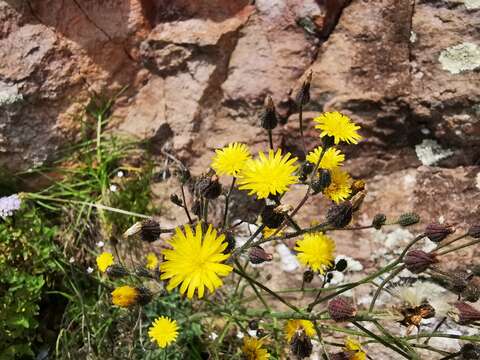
447,271,469,294
196,175,222,200
467,225,480,239
418,303,436,319
170,193,183,207
261,205,285,228
335,258,348,272
260,95,278,130
450,302,480,325
351,179,366,195
137,286,153,306
425,223,455,243
461,281,480,303
311,169,331,195
460,343,480,360
106,264,129,279
191,200,201,217
249,246,273,264
326,201,353,228
350,191,366,212
398,212,420,227
248,319,259,330
329,353,349,360
223,232,236,254
303,270,314,283
294,70,313,106
290,330,313,359
327,296,357,322
404,250,438,274
372,213,387,230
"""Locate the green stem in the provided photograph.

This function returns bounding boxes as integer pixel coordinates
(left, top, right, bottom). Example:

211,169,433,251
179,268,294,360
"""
436,238,480,256
222,178,236,229
180,184,193,224
369,265,405,312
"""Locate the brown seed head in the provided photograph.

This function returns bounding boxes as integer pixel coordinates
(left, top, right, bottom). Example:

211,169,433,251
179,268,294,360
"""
451,302,480,325
327,296,357,322
249,246,273,264
425,223,455,243
404,250,438,274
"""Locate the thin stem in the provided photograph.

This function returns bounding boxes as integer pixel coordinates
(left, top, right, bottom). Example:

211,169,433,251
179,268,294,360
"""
180,184,193,224
298,103,306,155
369,265,405,312
233,224,266,257
436,238,480,256
235,260,270,310
435,233,468,251
222,178,236,229
352,321,412,359
423,317,447,345
268,129,274,150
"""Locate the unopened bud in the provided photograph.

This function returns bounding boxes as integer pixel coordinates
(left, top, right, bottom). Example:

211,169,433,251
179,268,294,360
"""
425,223,455,243
260,95,278,130
124,219,162,242
372,213,387,230
261,205,284,228
450,302,480,325
170,193,183,207
303,270,314,283
398,212,420,227
467,225,480,239
448,271,469,294
248,319,259,330
294,70,312,107
291,330,313,359
191,200,201,217
249,246,273,264
223,232,236,254
335,259,348,272
326,201,353,228
137,286,153,306
327,296,357,322
329,353,349,360
404,250,438,274
460,343,480,360
462,281,480,303
106,264,129,279
135,267,153,278
311,169,331,195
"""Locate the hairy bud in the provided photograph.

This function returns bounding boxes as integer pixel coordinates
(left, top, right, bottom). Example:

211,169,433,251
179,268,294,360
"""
326,201,353,228
372,213,387,230
328,296,357,322
291,330,313,359
260,95,278,130
425,223,455,243
404,250,438,274
249,246,273,264
398,212,420,227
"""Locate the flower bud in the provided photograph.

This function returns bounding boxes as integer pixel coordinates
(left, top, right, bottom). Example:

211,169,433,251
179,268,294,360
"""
398,212,420,227
124,219,162,242
450,302,480,325
448,271,469,294
322,135,335,149
301,162,314,177
467,225,480,239
372,213,387,230
335,259,348,272
106,264,129,279
137,286,153,306
462,282,480,303
261,205,284,228
326,201,353,228
329,353,349,360
404,250,438,274
294,70,312,107
425,223,455,243
135,266,153,278
191,200,201,217
249,246,273,264
170,193,183,207
351,179,365,195
248,319,259,330
327,296,357,322
311,169,331,195
223,231,236,254
260,95,278,130
290,330,313,359
460,343,480,360
196,175,222,200
303,270,314,283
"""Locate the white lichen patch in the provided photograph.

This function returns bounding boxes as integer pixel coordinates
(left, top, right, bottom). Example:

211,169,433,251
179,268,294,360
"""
410,31,417,43
0,92,23,106
464,0,480,9
439,42,480,74
415,139,454,166
476,172,480,190
275,243,299,272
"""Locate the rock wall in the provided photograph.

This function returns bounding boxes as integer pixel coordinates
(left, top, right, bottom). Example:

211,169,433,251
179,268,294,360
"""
1,0,479,223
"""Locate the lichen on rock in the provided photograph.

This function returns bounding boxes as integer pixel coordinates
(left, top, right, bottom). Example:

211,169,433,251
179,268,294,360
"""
439,42,480,74
415,139,454,166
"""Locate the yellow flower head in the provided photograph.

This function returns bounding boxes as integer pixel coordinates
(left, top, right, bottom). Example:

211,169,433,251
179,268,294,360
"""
345,337,367,360
242,337,270,360
237,149,299,199
160,223,233,299
314,111,362,145
146,252,159,270
284,320,316,343
148,316,179,348
295,232,335,274
211,142,251,176
263,227,283,239
306,147,345,170
323,168,352,203
111,285,139,307
96,252,114,273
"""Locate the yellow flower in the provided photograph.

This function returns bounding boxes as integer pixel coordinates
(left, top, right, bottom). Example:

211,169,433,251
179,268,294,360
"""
242,337,269,360
160,223,233,299
237,149,299,199
306,147,345,170
111,286,139,307
211,142,251,176
295,232,335,274
345,337,367,360
314,111,362,145
284,320,316,343
148,316,179,348
146,252,159,270
96,252,114,273
323,168,352,203
263,227,283,239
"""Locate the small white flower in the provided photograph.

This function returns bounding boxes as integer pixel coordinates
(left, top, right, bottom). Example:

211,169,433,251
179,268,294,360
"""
69,257,75,263
247,329,257,337
96,241,105,248
86,267,94,274
209,332,218,341
0,194,21,218
117,171,124,178
236,331,244,339
109,184,118,192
